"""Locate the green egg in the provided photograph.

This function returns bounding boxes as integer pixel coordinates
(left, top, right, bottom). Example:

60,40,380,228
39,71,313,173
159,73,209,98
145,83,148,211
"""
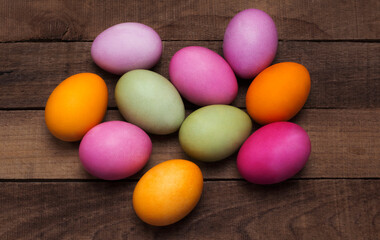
179,105,252,162
115,70,185,135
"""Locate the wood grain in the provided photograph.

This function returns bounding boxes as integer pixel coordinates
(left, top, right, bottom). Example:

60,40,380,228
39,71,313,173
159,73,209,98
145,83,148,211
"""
0,180,379,239
1,109,379,179
1,41,379,109
0,0,379,42
0,0,379,239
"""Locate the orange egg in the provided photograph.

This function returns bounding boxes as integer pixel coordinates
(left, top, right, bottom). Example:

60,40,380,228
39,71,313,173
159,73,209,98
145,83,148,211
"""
246,62,310,125
133,159,203,226
45,73,108,141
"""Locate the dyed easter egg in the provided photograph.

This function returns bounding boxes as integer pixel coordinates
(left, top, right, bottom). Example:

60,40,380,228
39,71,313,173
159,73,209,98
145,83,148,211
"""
79,121,152,180
45,73,108,142
237,122,311,184
115,70,185,135
223,9,278,79
91,22,162,75
169,46,238,106
133,159,203,226
179,105,252,162
246,62,311,125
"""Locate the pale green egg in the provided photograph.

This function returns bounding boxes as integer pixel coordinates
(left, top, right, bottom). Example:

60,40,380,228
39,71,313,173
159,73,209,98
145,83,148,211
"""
179,105,252,162
115,70,185,135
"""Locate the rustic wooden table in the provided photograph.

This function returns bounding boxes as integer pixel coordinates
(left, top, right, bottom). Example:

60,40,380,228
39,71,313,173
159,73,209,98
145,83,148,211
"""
1,0,379,239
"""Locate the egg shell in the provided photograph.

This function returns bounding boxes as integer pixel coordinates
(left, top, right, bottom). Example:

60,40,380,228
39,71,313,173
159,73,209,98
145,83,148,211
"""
115,69,185,135
246,62,311,125
169,46,238,106
133,159,203,226
45,73,108,142
223,9,278,79
91,22,162,75
179,105,252,162
237,122,311,184
79,121,152,180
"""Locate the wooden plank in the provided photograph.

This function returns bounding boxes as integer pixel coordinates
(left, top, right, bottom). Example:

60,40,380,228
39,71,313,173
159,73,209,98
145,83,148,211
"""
0,0,379,42
0,180,379,239
1,41,379,109
0,109,379,179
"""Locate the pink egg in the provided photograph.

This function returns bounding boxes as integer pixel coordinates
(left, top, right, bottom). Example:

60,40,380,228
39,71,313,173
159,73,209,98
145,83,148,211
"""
223,9,278,79
91,22,162,75
169,46,238,106
79,121,152,180
237,122,311,184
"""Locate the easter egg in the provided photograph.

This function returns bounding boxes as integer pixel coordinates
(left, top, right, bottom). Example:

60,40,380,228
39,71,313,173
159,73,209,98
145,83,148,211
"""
246,62,311,125
179,105,252,162
115,70,185,135
91,22,162,75
223,9,278,79
237,122,311,184
79,121,151,180
45,73,108,142
133,159,203,226
169,46,238,106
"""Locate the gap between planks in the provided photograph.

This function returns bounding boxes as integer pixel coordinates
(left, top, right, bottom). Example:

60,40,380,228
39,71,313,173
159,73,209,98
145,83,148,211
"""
0,178,379,183
1,39,379,44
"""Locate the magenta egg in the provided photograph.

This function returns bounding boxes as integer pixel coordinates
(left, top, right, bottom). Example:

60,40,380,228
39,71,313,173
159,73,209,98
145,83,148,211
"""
237,122,311,184
91,22,162,75
223,9,278,79
169,46,238,106
79,121,152,180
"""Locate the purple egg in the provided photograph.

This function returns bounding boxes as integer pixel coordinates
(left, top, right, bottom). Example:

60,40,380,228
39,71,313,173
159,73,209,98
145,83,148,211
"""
79,121,152,180
91,22,162,75
237,122,311,184
223,9,278,79
169,46,238,106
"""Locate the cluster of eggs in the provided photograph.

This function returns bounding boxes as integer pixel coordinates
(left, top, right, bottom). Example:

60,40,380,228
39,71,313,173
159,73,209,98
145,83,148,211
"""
45,9,311,226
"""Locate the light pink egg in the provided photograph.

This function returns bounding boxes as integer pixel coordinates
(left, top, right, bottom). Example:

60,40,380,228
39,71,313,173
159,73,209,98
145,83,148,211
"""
79,121,152,180
91,22,162,75
223,9,278,79
169,46,238,106
237,122,311,184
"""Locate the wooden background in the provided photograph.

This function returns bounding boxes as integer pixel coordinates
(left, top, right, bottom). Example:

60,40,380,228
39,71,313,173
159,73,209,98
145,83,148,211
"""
0,0,379,239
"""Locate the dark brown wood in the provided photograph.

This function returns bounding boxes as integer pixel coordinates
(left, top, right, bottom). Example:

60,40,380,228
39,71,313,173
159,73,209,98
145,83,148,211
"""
0,0,379,238
0,180,379,239
1,41,379,109
0,0,379,42
0,109,379,179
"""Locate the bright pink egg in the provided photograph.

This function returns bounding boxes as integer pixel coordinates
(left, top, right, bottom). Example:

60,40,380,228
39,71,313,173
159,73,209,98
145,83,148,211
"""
223,9,278,79
237,122,311,184
169,46,238,106
79,121,152,180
